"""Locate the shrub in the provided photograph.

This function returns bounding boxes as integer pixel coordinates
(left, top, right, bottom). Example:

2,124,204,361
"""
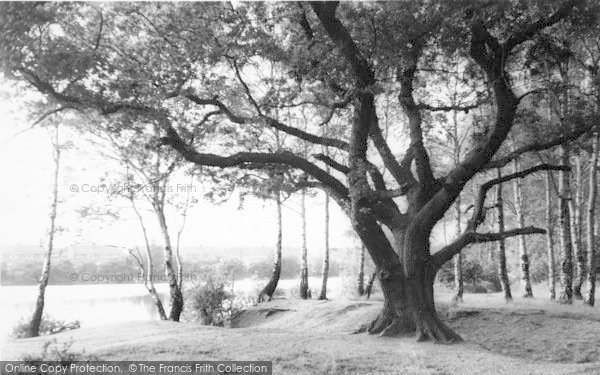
22,339,97,363
12,315,80,339
186,278,233,326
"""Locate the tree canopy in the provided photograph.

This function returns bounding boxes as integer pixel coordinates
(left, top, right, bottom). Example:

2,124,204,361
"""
1,0,599,343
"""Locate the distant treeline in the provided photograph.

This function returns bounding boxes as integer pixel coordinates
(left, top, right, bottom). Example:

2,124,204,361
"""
1,252,342,286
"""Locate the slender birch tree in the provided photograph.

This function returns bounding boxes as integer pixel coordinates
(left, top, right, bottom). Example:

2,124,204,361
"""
28,122,62,337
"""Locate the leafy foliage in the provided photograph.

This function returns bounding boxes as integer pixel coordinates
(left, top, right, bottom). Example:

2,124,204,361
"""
186,278,232,326
21,339,96,362
12,315,80,339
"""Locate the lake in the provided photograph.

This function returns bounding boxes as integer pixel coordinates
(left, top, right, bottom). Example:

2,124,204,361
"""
0,276,344,339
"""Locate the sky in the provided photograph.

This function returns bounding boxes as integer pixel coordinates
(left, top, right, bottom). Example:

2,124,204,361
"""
0,92,358,258
0,71,460,263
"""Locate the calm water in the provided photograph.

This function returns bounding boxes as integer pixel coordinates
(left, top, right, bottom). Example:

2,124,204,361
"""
0,277,342,338
0,283,171,338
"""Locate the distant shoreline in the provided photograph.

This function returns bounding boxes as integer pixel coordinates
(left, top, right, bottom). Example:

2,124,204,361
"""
0,281,172,287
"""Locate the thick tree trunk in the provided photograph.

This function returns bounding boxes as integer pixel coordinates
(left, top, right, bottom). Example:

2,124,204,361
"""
318,191,330,300
452,199,463,302
570,154,584,299
299,189,310,299
558,145,574,304
370,258,460,341
258,193,283,302
28,125,61,337
356,224,462,343
357,244,365,296
585,131,599,306
545,171,557,300
511,157,533,297
496,168,512,301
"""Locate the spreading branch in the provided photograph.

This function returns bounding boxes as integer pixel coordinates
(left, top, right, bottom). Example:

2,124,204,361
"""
181,91,350,151
310,2,374,87
397,49,435,187
502,0,580,52
318,91,353,126
485,125,593,169
432,226,546,268
416,101,482,113
313,153,349,174
161,123,350,203
369,183,413,200
29,106,70,127
369,123,416,187
415,8,575,229
469,164,570,229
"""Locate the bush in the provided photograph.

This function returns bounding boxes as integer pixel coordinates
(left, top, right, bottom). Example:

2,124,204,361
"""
22,339,96,363
186,278,233,326
12,315,80,339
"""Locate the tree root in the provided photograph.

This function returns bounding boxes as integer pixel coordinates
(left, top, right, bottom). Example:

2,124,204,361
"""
354,312,462,343
353,310,415,337
256,291,272,303
415,314,463,344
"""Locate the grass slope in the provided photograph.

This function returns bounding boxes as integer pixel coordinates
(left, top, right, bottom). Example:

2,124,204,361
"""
3,289,600,375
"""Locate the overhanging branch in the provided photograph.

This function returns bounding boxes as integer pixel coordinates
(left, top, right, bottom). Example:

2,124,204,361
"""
432,226,546,268
313,153,350,174
161,123,350,203
485,125,592,169
369,183,413,200
181,91,350,151
30,106,70,127
502,0,580,52
469,164,570,229
416,101,482,113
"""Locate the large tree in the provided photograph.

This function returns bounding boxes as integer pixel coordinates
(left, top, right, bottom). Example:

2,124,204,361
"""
1,0,595,342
